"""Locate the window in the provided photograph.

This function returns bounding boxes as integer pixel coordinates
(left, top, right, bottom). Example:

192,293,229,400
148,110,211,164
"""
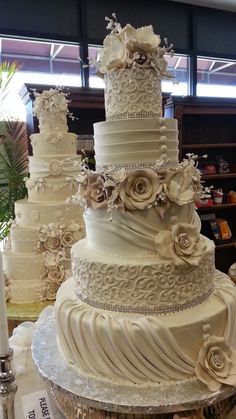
197,57,236,97
1,37,82,120
88,46,190,95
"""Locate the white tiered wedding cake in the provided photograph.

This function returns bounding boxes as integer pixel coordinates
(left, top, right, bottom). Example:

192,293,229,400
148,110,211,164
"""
3,88,85,304
55,19,236,392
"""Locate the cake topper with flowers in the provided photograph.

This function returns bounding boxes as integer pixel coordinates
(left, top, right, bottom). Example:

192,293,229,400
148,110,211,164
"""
91,13,174,77
32,87,75,133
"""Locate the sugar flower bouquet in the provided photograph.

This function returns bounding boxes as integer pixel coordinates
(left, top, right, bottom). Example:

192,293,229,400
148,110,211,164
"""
93,13,174,77
32,87,70,118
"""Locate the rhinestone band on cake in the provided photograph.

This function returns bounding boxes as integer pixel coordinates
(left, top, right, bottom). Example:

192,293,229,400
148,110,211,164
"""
75,286,214,316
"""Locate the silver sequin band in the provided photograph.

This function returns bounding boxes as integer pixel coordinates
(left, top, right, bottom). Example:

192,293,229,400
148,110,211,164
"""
96,160,180,172
76,286,214,316
106,111,160,121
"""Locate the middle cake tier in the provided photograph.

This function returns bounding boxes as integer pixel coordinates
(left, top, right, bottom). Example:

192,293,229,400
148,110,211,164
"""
72,235,215,314
94,117,179,167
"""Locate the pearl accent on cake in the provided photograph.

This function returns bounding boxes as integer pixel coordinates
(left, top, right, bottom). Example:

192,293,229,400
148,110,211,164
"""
160,126,167,134
161,145,168,152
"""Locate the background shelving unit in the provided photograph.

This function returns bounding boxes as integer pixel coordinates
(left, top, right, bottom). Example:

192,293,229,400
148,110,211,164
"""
165,96,236,273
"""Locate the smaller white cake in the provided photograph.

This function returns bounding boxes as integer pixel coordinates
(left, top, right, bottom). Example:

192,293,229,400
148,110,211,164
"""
3,88,85,304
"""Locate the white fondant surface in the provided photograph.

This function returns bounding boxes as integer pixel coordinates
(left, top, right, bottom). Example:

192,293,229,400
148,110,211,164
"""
10,225,39,253
15,200,83,227
94,118,178,166
55,272,236,385
26,177,78,202
30,133,77,156
104,68,162,121
71,237,215,312
84,205,201,257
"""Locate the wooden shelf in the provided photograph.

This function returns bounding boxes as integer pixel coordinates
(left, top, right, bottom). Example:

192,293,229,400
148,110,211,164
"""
197,203,236,211
215,240,236,250
201,172,236,180
165,96,236,273
182,143,236,149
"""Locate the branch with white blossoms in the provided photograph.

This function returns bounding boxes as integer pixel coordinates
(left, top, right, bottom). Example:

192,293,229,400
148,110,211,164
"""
91,13,174,78
105,13,122,35
32,87,76,121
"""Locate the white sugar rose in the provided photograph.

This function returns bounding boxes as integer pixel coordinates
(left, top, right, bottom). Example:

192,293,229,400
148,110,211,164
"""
50,92,67,112
124,24,161,52
155,223,206,267
80,173,109,209
44,252,58,267
68,222,81,232
99,34,127,73
45,279,60,301
172,223,200,257
47,265,65,283
164,167,197,205
60,231,75,247
45,236,61,252
38,229,48,243
195,336,236,392
118,169,162,210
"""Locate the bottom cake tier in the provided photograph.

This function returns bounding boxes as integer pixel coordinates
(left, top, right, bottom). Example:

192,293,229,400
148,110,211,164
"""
55,271,236,388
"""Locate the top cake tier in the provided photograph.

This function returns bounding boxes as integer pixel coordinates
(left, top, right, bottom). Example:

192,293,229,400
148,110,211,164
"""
104,68,162,121
33,88,70,133
97,18,173,121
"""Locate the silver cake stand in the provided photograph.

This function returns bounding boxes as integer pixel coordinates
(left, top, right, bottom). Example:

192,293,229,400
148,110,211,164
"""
32,307,236,419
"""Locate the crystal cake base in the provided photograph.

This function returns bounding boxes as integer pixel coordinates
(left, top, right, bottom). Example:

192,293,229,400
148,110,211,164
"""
31,307,236,418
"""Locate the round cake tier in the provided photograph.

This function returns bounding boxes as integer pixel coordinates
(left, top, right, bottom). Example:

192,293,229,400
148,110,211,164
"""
38,113,68,134
30,133,77,156
84,206,201,258
71,237,215,314
29,155,81,178
55,272,236,385
3,251,44,303
94,117,178,167
10,225,39,253
15,199,83,227
104,68,162,121
25,177,78,202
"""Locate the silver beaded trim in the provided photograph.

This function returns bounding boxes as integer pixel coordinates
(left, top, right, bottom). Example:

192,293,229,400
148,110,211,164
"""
76,286,214,316
106,111,160,121
96,160,180,171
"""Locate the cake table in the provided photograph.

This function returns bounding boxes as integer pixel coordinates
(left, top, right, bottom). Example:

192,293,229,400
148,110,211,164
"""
7,301,52,335
32,307,236,419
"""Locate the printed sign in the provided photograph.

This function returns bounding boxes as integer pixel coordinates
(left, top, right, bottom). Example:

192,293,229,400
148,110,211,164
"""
21,389,54,419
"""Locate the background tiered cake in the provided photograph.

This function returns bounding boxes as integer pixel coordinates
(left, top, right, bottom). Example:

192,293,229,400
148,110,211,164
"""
3,88,85,304
55,19,236,392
